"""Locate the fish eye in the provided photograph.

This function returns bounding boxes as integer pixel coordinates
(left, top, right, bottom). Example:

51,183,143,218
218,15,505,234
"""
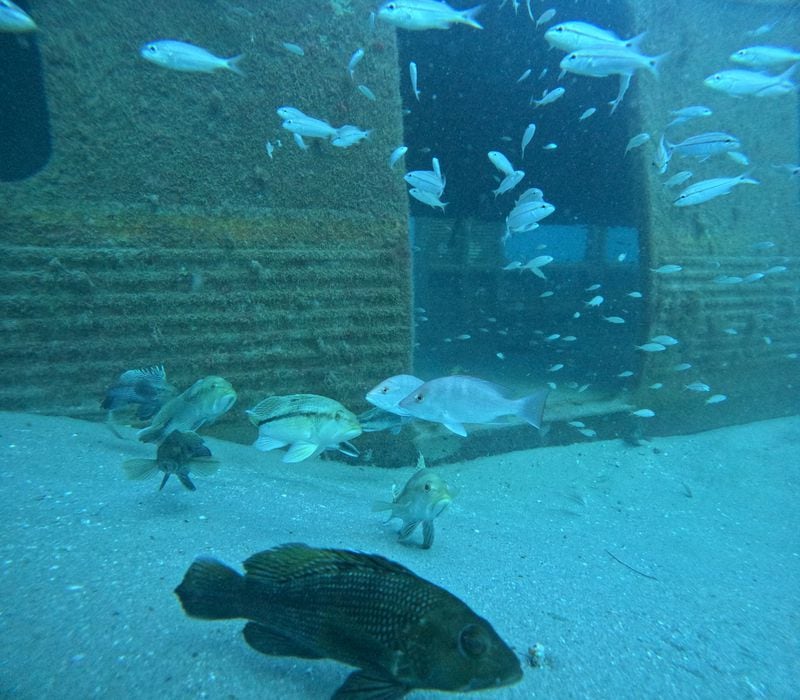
414,393,424,402
380,386,389,394
147,45,157,53
424,482,431,491
458,625,488,658
386,2,396,8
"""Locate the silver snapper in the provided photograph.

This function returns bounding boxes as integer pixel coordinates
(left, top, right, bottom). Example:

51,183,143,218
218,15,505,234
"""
673,173,759,207
398,375,549,436
365,374,424,415
140,40,244,75
704,66,796,97
247,394,361,463
377,0,484,31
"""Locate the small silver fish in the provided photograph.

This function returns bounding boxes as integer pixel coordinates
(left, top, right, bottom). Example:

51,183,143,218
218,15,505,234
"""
532,86,565,108
409,61,421,100
674,173,759,207
389,145,408,169
348,47,365,79
373,454,455,548
730,46,800,68
704,67,797,97
579,107,597,120
282,42,305,56
357,84,377,101
377,0,484,30
331,124,371,148
521,123,536,158
140,40,244,75
409,188,447,210
625,132,650,154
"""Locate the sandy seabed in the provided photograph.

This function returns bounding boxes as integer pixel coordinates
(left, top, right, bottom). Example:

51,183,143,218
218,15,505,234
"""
0,411,798,699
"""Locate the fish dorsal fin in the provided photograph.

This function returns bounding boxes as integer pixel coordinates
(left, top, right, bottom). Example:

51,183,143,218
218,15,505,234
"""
333,669,410,700
243,544,415,585
243,622,324,660
414,452,427,470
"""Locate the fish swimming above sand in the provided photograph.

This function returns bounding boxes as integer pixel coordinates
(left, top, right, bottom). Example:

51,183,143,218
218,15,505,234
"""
247,394,362,463
137,376,237,444
365,374,425,415
398,375,549,436
374,454,455,549
123,430,218,491
174,543,522,698
101,364,179,424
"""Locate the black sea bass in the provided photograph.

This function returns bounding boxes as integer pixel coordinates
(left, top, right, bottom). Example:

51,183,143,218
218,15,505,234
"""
175,543,522,699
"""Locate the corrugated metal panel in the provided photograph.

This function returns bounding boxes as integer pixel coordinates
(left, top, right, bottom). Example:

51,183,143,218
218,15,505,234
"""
0,208,412,441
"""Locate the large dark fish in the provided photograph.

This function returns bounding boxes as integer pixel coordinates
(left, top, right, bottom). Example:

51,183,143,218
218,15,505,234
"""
123,430,217,491
174,543,522,698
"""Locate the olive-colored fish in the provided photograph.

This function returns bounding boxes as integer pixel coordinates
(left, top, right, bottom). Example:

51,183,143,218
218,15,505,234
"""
174,543,522,699
123,430,218,491
373,454,455,548
246,393,361,463
138,375,237,444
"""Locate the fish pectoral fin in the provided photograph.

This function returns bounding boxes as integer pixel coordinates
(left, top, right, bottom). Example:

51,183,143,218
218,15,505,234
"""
442,421,468,437
398,520,420,541
333,669,410,700
243,622,324,660
253,435,287,452
338,441,360,458
188,458,220,476
283,441,320,463
421,521,435,550
176,472,197,491
122,458,158,480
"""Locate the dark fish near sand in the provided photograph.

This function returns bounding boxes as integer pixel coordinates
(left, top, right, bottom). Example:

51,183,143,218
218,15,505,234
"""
138,375,237,443
175,543,522,699
123,430,218,491
101,364,178,421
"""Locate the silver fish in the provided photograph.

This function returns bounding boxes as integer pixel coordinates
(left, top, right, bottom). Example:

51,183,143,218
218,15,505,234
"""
544,21,644,52
247,394,361,463
409,61,421,100
331,124,371,148
493,170,525,197
140,40,244,75
365,374,425,415
347,48,365,79
673,173,759,207
703,66,796,97
409,188,447,210
487,150,516,176
667,132,740,159
730,46,800,68
397,375,549,436
377,0,484,31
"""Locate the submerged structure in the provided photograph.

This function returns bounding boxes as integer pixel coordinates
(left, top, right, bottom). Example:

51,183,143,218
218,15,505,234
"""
0,0,798,462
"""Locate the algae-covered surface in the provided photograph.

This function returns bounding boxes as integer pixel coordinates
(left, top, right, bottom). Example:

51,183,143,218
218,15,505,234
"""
1,412,798,698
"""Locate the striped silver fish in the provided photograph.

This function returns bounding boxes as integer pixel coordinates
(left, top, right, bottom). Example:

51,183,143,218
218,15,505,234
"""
247,394,361,463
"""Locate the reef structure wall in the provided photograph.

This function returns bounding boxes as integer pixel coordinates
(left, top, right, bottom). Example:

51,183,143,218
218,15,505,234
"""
629,0,800,434
0,1,412,441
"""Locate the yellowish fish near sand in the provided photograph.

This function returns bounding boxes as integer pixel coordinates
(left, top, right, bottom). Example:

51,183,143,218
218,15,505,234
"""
373,454,456,549
247,394,361,463
137,376,237,443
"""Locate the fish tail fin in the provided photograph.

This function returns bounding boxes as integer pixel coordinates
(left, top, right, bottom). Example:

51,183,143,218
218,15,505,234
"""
740,171,760,185
625,31,647,51
647,52,670,77
122,458,159,480
517,387,550,429
226,54,245,76
175,557,245,620
459,4,485,29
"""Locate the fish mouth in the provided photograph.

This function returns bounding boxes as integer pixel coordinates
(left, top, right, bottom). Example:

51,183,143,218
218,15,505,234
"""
213,392,237,414
430,498,451,518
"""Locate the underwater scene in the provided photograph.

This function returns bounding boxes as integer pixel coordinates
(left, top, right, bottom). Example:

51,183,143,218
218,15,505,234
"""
1,0,799,698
